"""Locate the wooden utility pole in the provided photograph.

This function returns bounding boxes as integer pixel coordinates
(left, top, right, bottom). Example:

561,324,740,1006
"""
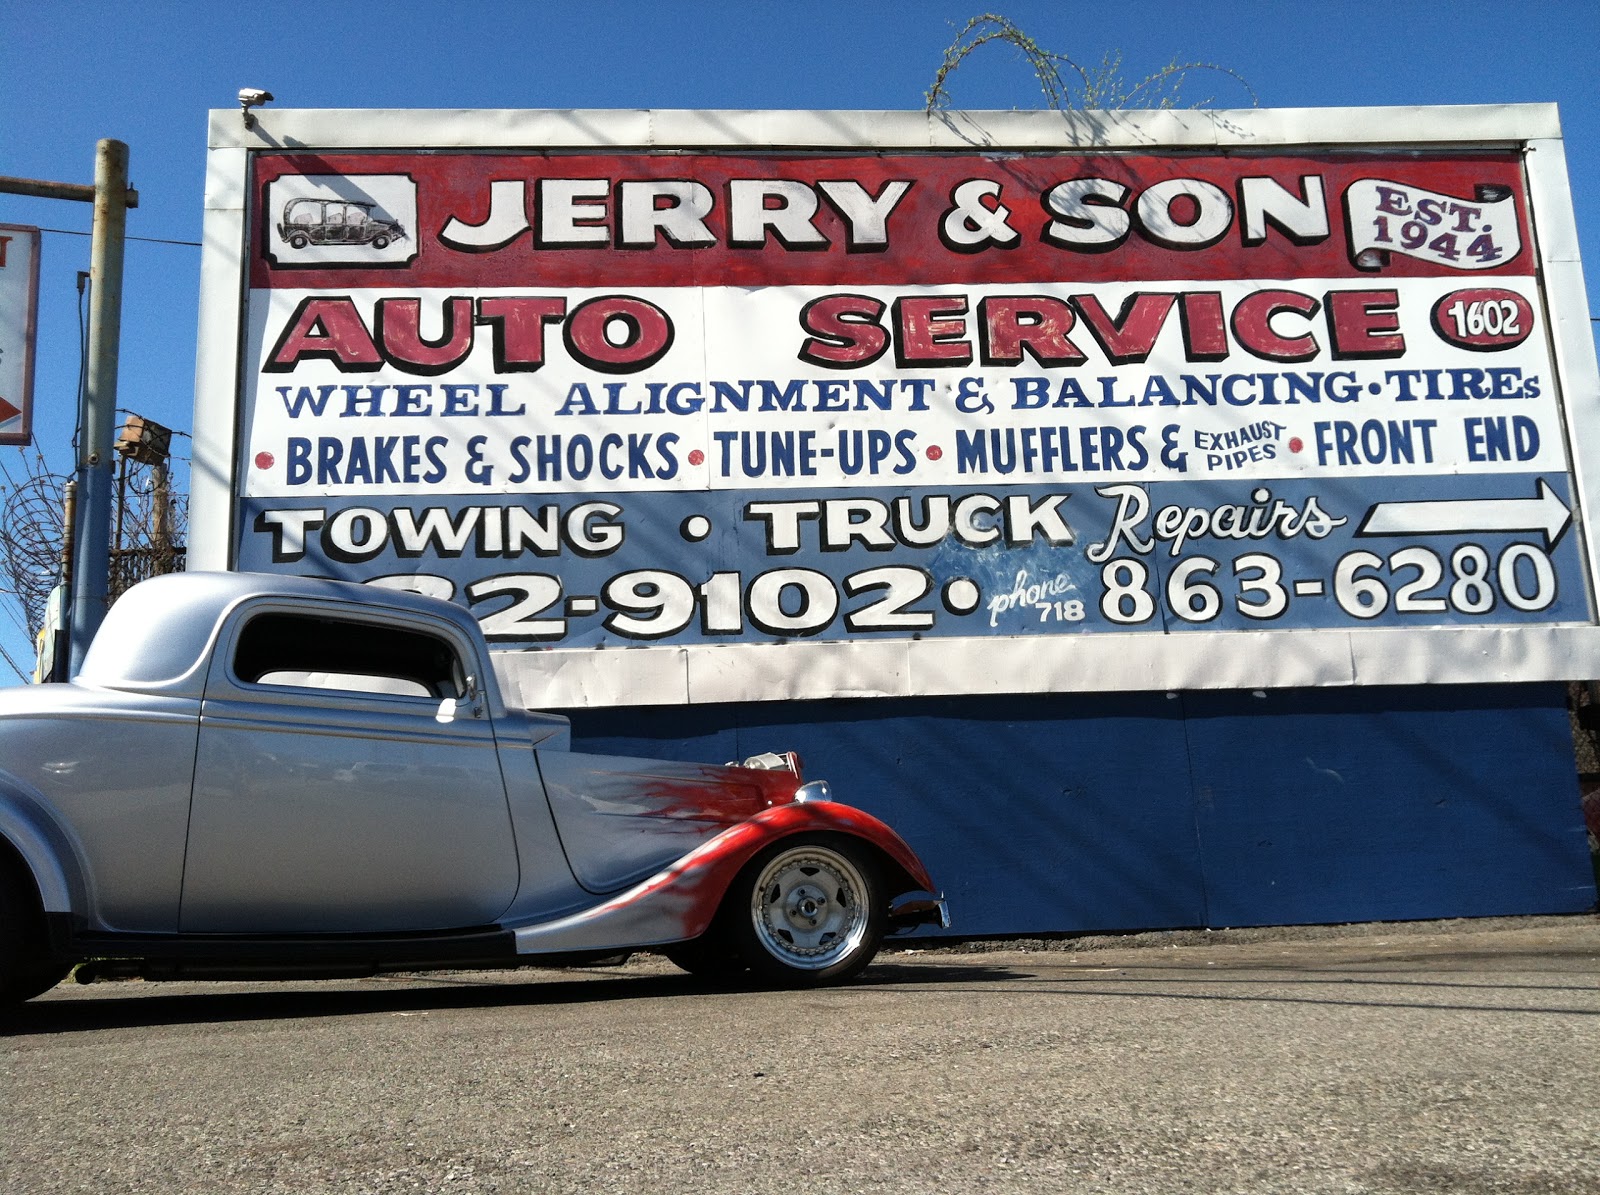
0,141,138,675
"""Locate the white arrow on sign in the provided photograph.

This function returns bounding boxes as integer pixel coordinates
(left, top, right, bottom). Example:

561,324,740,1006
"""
1355,479,1572,548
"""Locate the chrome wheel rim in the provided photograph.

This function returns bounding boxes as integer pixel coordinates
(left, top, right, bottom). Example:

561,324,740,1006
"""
749,846,870,970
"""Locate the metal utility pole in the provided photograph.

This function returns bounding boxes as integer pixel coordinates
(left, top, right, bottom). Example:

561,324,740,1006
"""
0,139,138,676
70,139,131,673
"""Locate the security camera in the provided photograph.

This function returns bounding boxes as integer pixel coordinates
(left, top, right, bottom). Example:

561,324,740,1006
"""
239,88,275,129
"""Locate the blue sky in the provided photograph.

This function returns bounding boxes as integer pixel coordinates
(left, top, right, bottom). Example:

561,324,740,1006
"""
1,0,1598,680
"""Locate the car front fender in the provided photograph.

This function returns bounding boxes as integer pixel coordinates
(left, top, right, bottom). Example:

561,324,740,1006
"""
509,799,939,955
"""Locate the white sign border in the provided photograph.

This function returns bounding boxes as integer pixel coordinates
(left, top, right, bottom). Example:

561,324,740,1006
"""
191,105,1600,707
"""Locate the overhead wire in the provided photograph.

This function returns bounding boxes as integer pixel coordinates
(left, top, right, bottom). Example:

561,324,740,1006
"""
33,225,201,248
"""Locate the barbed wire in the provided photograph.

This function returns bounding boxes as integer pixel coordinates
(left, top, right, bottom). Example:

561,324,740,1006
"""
0,442,189,671
0,453,68,639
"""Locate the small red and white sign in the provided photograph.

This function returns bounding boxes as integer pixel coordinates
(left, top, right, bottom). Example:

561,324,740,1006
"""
0,224,39,446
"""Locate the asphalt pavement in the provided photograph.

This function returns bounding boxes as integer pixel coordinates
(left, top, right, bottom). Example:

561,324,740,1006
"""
4,915,1598,1194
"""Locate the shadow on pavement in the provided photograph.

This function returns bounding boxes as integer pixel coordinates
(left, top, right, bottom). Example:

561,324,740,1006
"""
0,959,1022,1036
12,945,1594,1036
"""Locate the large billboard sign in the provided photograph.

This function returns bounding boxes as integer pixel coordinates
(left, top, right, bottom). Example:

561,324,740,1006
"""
192,107,1600,706
0,224,39,446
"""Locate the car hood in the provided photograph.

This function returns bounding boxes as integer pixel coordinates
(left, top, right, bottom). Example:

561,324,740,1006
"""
535,750,806,895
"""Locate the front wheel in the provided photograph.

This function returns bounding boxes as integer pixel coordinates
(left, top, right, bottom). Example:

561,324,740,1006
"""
0,864,68,1006
730,836,884,987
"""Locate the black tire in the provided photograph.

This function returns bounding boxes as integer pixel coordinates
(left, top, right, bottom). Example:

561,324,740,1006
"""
372,234,390,250
289,232,309,249
0,862,68,1005
727,834,885,988
662,933,748,983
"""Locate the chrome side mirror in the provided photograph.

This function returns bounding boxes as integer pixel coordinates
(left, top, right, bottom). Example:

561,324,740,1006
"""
438,674,484,723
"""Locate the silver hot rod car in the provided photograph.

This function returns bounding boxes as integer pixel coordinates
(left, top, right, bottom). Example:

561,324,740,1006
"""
0,573,946,1004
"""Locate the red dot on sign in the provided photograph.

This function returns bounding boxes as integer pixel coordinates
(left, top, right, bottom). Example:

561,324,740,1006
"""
688,449,705,466
254,452,275,469
926,445,943,461
1288,438,1303,454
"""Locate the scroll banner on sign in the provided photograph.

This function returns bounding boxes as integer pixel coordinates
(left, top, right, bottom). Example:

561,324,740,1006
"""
230,144,1592,684
1344,179,1522,271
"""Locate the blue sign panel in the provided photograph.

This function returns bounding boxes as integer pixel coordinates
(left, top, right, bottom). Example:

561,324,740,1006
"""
238,470,1584,642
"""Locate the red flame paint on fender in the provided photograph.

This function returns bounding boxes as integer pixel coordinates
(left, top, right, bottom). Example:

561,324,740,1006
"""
509,800,936,955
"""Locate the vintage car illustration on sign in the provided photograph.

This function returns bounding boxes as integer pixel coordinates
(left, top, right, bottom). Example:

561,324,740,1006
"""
277,197,405,250
0,573,946,1005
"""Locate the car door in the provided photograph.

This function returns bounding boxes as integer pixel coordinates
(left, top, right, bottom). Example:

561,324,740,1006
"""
179,600,519,934
331,203,360,245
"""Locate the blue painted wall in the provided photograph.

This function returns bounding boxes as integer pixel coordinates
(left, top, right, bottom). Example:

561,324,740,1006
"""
564,682,1597,935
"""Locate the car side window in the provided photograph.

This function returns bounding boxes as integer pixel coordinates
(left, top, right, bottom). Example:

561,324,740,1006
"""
231,611,465,700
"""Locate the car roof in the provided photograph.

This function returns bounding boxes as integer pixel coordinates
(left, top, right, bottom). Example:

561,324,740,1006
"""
76,571,480,694
285,197,377,214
